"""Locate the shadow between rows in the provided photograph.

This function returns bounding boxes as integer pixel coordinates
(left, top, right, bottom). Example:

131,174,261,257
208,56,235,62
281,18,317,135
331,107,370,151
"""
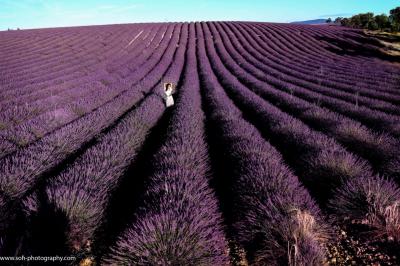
91,106,174,262
2,92,151,260
316,35,400,63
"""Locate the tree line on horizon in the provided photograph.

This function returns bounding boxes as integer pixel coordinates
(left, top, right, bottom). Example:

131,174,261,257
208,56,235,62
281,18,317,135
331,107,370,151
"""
327,6,400,32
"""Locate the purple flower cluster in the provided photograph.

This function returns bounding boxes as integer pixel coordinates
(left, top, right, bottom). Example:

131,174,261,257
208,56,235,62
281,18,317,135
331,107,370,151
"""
202,21,400,243
0,23,178,235
197,22,328,265
209,22,400,181
43,23,189,251
103,24,229,265
0,20,399,261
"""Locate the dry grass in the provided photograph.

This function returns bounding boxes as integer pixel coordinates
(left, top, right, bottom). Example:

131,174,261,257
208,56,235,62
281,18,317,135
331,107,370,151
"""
287,209,329,266
367,201,400,242
79,257,95,266
365,30,400,57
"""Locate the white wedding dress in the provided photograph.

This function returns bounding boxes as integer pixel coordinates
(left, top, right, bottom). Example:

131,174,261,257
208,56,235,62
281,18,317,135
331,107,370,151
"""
164,88,174,107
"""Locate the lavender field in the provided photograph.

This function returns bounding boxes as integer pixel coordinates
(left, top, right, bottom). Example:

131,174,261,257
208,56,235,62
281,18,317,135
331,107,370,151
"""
0,21,400,265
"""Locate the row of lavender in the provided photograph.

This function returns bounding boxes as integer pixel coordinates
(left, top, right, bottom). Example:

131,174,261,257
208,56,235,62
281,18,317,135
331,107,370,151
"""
0,21,399,264
102,21,400,264
0,25,165,158
0,24,148,88
231,23,400,110
0,22,182,246
208,21,400,180
200,21,400,262
42,22,188,253
228,23,400,120
256,22,400,88
104,23,229,264
102,22,400,264
196,22,328,265
0,24,165,157
0,24,163,133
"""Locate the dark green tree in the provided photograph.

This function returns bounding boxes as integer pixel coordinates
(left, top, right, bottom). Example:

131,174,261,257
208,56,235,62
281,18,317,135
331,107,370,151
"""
389,7,400,31
350,14,362,27
374,14,390,30
367,20,378,30
334,17,343,24
340,17,351,27
357,13,375,28
328,6,400,32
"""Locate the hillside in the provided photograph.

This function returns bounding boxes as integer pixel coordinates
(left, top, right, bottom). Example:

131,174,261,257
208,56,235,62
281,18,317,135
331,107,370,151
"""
0,22,400,265
291,18,328,24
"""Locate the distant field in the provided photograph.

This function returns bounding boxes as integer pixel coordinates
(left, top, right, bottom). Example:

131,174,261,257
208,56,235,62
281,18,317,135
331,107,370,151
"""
0,22,399,265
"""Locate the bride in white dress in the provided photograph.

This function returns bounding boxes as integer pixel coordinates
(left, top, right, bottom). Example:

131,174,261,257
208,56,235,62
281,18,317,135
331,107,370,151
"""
163,83,175,107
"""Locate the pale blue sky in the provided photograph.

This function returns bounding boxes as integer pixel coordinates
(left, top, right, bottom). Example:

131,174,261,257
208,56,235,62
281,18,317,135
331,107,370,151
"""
0,0,398,30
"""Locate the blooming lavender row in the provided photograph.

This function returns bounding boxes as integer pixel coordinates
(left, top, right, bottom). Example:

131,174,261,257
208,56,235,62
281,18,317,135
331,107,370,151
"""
0,80,121,158
0,25,153,105
0,22,178,191
232,22,400,106
248,22,400,94
0,74,112,120
103,23,229,265
0,30,85,74
3,26,162,138
105,25,161,74
0,25,170,156
0,31,55,57
256,22,400,95
0,87,143,233
202,22,400,241
0,25,157,122
224,26,400,138
108,25,170,81
228,22,400,113
0,25,166,132
208,21,370,192
113,25,169,79
1,21,399,260
0,24,152,105
0,76,114,127
0,32,103,89
0,26,97,62
330,175,400,242
219,21,398,122
242,23,363,80
0,28,144,130
0,24,141,78
0,24,161,158
248,23,400,93
210,22,400,180
197,22,328,265
43,23,188,252
276,23,400,83
0,74,93,108
242,22,393,88
0,23,181,233
46,95,166,250
257,22,400,83
293,23,400,77
1,71,105,107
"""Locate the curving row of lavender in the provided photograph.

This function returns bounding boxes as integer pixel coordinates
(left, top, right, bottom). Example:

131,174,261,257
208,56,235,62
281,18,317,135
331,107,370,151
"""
197,22,328,265
104,23,229,265
0,21,399,264
45,23,189,252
